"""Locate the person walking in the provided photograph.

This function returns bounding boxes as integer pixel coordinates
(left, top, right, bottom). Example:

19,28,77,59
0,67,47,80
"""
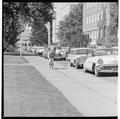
48,49,55,69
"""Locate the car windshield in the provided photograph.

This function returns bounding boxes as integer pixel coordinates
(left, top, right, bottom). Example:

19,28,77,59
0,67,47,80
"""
93,49,118,56
74,49,88,55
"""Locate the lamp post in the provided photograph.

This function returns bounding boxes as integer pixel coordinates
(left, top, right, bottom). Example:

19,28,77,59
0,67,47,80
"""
45,22,51,47
20,38,22,57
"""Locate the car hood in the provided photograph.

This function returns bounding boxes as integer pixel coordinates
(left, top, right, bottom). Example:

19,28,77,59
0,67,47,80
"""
93,55,118,64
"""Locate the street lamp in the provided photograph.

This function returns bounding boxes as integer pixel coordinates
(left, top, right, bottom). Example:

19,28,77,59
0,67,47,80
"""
45,22,51,47
20,38,22,57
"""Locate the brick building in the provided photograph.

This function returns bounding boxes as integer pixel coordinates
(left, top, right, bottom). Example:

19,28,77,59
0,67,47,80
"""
83,2,111,47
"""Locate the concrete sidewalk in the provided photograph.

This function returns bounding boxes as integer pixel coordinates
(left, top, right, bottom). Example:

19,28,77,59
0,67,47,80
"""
24,56,117,116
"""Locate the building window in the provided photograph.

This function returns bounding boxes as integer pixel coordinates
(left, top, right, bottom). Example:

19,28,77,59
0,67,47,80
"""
93,14,95,23
95,31,97,39
94,13,97,22
100,29,102,38
86,17,88,24
91,32,93,40
86,3,88,9
92,3,95,6
87,3,89,9
89,16,91,24
105,8,107,19
96,30,99,39
92,15,93,23
93,31,95,39
89,3,91,8
97,12,100,21
101,10,103,20
94,3,97,5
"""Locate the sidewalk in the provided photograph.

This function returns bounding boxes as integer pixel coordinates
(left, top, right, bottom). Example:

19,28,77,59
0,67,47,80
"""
24,56,117,116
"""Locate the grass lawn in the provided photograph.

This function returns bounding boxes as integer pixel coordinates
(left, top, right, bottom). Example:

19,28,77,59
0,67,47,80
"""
4,55,28,64
4,56,82,116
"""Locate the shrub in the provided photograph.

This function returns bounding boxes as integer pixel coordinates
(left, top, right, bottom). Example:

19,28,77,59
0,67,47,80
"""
5,45,15,52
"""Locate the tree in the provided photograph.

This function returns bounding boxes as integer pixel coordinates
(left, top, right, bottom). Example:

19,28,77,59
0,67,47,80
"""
3,2,54,50
96,2,118,47
109,2,118,36
30,20,48,46
57,4,91,47
3,2,31,49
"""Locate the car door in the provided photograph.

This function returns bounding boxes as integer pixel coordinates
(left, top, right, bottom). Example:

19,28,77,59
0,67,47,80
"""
69,50,74,63
84,51,94,71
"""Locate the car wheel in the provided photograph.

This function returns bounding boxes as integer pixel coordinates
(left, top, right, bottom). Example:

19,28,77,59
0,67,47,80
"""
83,67,87,72
70,62,73,67
93,65,100,77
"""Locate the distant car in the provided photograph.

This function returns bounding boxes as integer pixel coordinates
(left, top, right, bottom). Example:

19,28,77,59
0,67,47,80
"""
59,50,67,61
36,47,45,55
83,47,118,76
53,47,63,61
68,48,90,68
42,48,49,59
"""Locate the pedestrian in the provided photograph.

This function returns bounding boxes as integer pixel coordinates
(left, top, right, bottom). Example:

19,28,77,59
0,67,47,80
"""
48,48,55,69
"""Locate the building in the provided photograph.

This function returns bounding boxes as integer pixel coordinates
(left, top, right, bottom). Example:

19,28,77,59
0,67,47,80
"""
83,2,111,47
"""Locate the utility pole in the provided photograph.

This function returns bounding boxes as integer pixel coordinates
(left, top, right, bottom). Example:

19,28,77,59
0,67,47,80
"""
46,22,51,47
20,36,22,57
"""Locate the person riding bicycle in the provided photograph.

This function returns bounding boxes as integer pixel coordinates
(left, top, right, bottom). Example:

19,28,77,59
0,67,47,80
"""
48,49,55,69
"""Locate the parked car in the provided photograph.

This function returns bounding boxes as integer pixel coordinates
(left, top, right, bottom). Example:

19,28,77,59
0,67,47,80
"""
68,48,90,68
83,47,118,76
59,50,67,61
54,52,64,61
53,47,63,61
36,47,45,55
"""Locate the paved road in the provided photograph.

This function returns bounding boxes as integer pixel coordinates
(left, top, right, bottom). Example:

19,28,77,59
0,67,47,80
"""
57,60,118,84
24,56,117,116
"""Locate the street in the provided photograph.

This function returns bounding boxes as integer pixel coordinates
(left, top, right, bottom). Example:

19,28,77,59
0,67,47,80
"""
4,55,118,116
24,56,117,116
57,61,118,84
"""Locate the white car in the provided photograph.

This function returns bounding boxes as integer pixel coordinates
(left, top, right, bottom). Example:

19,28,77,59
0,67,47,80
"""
68,48,90,68
36,47,45,55
83,47,118,76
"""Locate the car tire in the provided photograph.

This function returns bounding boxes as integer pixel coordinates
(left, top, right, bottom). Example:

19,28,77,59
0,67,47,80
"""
93,65,100,77
70,62,73,67
83,67,87,72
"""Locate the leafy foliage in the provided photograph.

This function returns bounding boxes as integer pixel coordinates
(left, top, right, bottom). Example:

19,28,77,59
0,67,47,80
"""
96,2,118,47
57,4,91,47
30,21,48,46
3,2,54,50
109,2,118,35
3,2,30,48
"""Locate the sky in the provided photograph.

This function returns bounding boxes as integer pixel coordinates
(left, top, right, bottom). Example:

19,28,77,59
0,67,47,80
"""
54,3,79,26
54,3,70,26
53,3,78,42
20,3,78,42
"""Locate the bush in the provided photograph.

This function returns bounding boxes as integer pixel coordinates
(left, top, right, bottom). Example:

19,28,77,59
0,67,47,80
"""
96,36,118,47
5,45,15,52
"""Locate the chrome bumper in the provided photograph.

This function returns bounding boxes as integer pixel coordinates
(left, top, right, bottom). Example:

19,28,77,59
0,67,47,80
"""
97,65,118,73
